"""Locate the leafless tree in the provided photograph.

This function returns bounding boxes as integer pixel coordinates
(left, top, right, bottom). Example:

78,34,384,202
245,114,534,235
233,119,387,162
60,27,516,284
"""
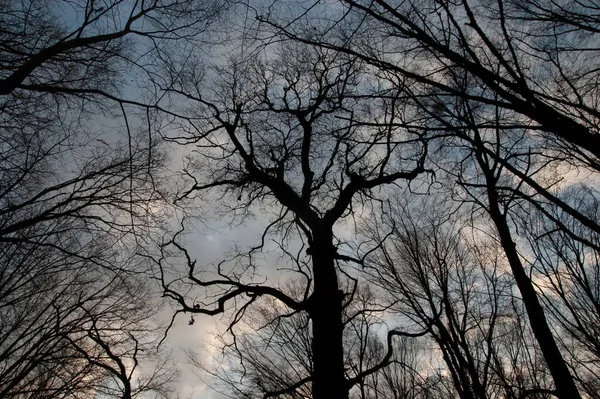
259,0,600,167
189,277,436,399
0,0,226,397
360,196,540,399
129,1,600,398
155,41,431,399
517,186,600,399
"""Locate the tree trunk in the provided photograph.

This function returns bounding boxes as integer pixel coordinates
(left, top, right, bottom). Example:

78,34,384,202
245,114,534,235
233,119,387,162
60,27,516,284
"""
486,188,582,399
309,228,348,399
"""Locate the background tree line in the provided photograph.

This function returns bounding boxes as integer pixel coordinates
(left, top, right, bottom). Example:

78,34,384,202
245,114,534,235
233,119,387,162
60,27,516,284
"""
0,0,222,397
2,1,600,399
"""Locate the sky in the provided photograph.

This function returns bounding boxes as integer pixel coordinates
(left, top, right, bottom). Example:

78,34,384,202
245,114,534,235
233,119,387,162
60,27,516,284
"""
45,2,266,397
17,1,600,398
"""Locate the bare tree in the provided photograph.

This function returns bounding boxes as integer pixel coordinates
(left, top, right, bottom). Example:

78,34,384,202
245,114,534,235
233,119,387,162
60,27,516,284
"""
518,186,600,398
155,41,430,399
0,94,177,398
113,1,600,398
0,0,226,397
259,0,600,166
360,197,537,399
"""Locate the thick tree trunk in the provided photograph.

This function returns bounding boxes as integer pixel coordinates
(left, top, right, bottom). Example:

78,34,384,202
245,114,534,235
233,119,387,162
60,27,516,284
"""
486,188,582,399
309,228,348,399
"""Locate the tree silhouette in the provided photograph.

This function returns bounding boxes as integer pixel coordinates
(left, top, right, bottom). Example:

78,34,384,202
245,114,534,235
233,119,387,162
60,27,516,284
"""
156,44,430,399
251,1,600,397
0,0,225,397
5,1,600,398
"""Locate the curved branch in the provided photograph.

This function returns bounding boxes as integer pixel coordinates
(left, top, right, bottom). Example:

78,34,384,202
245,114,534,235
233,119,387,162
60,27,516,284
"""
345,324,433,388
261,376,312,399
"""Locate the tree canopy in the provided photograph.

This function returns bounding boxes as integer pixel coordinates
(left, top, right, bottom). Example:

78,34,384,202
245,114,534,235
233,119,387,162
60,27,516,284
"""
2,1,600,399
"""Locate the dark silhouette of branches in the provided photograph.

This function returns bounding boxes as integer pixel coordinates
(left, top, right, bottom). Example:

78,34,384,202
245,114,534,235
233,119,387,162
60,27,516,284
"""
156,40,431,399
0,0,228,397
